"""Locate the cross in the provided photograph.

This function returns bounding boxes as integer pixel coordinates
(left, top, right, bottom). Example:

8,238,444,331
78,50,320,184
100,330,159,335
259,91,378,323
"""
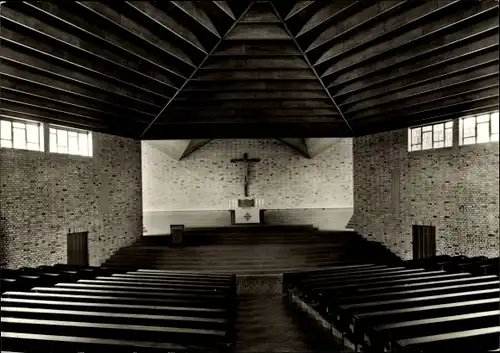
230,153,260,197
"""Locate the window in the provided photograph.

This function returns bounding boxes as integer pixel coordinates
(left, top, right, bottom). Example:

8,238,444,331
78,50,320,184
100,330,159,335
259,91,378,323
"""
459,111,499,145
49,126,92,157
408,121,453,151
0,118,44,151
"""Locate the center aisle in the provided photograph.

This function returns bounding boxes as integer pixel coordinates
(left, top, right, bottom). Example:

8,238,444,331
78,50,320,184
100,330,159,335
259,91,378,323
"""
234,295,344,352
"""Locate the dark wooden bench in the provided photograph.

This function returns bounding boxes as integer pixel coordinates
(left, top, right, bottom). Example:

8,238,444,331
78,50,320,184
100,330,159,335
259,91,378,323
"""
90,277,232,290
336,288,500,335
309,274,495,314
1,317,229,346
351,297,500,348
1,306,229,331
1,331,215,352
72,280,231,293
393,326,500,353
367,309,499,353
0,297,229,319
2,291,229,308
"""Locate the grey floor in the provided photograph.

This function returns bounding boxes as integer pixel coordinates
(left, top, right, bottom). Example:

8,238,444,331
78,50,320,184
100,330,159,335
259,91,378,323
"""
234,295,345,352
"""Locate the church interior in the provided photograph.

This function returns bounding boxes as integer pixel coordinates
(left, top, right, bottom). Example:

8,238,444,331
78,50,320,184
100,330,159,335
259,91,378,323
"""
0,0,499,352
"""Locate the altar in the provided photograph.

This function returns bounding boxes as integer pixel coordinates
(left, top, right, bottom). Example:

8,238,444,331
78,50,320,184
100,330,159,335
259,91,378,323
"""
230,198,264,224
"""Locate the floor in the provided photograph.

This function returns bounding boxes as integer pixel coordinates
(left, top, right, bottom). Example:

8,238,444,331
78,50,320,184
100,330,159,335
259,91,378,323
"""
234,295,345,352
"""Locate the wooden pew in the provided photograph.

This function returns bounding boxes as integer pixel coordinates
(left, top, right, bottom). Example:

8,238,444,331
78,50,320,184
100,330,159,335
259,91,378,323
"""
1,306,228,331
70,280,231,294
0,297,228,319
310,274,493,315
367,310,499,353
1,331,216,352
2,291,228,308
88,277,231,290
393,326,500,353
352,298,500,348
336,288,500,335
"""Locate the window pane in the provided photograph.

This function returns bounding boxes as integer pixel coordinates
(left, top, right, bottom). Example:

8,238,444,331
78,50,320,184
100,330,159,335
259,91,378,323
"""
78,133,88,155
69,133,79,155
1,120,12,140
445,128,453,147
422,125,432,132
0,139,12,148
422,131,432,150
58,145,68,154
463,117,476,138
411,127,421,145
433,123,444,142
57,129,67,147
13,127,26,149
477,114,489,123
464,137,476,145
434,141,444,148
490,133,499,142
12,122,25,129
477,122,490,143
491,112,499,134
50,132,57,152
411,144,422,151
445,121,453,129
26,124,39,143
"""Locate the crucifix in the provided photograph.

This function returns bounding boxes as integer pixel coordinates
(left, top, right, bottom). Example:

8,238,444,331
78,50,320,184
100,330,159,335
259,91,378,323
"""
231,153,260,197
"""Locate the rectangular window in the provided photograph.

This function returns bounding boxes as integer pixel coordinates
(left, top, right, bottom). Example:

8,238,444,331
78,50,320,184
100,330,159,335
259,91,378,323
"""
49,125,92,157
0,118,44,151
408,120,453,152
459,111,499,145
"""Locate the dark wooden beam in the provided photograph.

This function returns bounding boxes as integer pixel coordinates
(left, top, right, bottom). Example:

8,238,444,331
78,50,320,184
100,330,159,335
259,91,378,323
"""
0,88,149,125
297,1,358,39
77,1,195,69
227,23,290,40
185,80,324,91
354,103,500,137
163,107,340,117
155,115,341,124
329,27,499,92
350,88,499,122
125,1,208,55
270,3,353,134
0,56,162,114
213,1,235,20
213,41,303,56
314,0,461,66
348,76,499,118
19,1,189,80
0,74,155,119
169,98,334,109
176,90,329,100
343,62,499,113
170,1,221,38
193,69,317,81
142,122,353,139
240,2,280,23
285,1,315,21
140,3,253,138
337,48,499,106
201,57,309,70
0,7,181,94
321,4,498,79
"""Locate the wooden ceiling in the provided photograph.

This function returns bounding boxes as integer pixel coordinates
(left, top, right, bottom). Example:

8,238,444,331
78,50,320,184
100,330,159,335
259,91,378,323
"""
1,1,498,139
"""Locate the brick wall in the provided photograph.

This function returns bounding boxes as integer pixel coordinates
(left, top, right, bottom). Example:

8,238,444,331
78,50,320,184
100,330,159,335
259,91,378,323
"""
0,133,142,269
353,129,499,260
143,139,353,233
